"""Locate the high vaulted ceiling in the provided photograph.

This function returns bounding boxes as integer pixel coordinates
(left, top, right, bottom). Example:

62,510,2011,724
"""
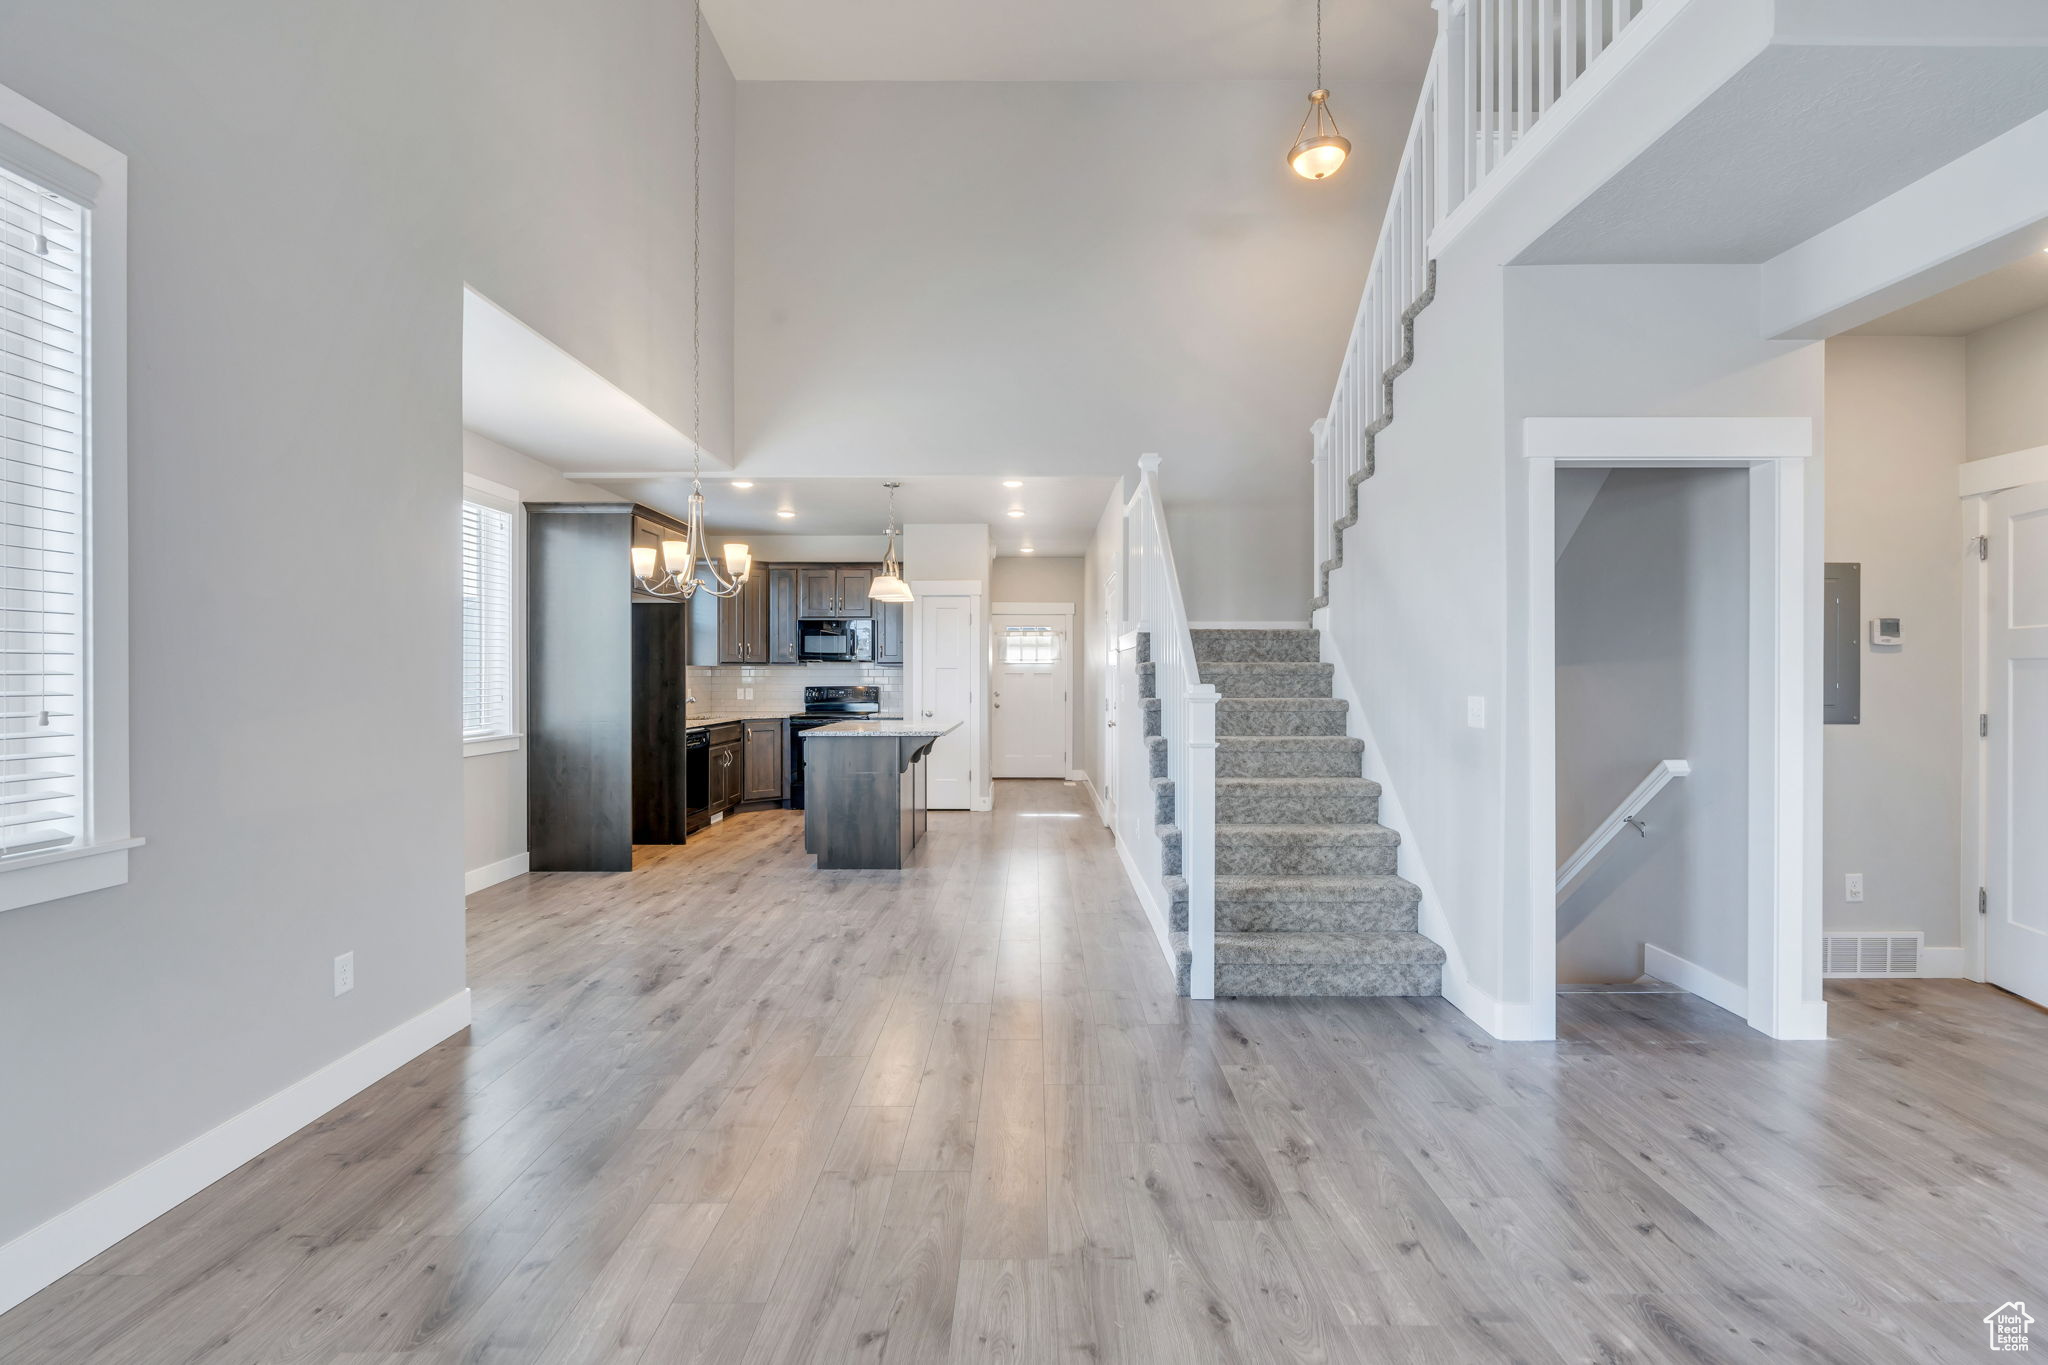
700,0,1437,83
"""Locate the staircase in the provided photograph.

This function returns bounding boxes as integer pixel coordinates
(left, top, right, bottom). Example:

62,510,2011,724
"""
1144,627,1444,998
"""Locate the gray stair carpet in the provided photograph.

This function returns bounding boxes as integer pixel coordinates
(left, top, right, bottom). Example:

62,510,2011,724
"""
1142,627,1444,999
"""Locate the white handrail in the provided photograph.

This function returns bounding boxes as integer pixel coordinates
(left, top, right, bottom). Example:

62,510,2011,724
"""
1118,454,1219,999
1313,0,1660,597
1556,758,1690,898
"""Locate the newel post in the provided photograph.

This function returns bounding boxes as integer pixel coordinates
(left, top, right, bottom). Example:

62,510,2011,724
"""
1186,682,1220,1001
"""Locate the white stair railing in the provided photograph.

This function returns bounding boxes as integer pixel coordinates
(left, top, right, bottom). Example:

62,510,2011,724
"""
1116,454,1219,999
1556,758,1689,899
1313,0,1660,593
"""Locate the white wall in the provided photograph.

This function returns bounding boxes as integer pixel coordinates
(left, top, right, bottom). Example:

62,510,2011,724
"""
733,79,1416,622
0,1,465,1259
1966,301,2048,461
461,0,737,456
1821,338,1968,949
1079,487,1125,803
1556,470,1750,987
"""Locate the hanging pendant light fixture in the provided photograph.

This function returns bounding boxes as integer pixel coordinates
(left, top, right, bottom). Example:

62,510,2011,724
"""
869,482,915,603
633,0,751,600
1288,0,1351,181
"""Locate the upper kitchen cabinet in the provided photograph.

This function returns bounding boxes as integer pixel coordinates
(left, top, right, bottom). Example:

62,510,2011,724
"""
690,562,792,665
796,565,873,619
874,598,904,665
767,566,800,663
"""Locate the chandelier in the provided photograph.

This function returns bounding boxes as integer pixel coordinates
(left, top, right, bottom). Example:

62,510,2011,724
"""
632,0,750,600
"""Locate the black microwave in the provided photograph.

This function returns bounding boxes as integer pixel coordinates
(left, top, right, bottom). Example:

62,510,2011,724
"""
799,618,873,662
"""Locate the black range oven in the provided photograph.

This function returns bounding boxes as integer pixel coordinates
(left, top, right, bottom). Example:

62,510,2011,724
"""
786,685,881,809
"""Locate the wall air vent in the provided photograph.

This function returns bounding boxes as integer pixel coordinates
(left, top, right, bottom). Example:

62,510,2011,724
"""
1821,932,1923,978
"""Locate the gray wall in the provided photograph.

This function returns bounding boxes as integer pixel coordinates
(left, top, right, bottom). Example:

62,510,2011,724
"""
1555,469,1751,988
991,555,1087,775
461,0,738,457
1966,300,2048,462
1821,337,1967,946
733,79,1418,622
0,2,465,1245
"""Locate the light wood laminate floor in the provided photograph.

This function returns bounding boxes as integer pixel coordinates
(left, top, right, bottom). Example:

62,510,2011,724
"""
4,780,2046,1363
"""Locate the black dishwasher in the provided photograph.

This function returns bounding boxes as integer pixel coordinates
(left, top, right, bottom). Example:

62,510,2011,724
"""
683,728,711,832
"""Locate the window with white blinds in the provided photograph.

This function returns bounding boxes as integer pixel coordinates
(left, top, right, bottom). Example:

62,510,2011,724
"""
0,161,86,859
461,499,514,740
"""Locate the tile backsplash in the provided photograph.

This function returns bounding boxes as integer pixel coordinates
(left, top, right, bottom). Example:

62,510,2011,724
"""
691,661,905,715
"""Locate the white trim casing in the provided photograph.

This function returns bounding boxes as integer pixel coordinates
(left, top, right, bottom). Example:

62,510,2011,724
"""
1523,417,1827,1042
464,852,530,894
0,989,472,1316
462,734,523,758
1958,444,2048,499
0,82,139,914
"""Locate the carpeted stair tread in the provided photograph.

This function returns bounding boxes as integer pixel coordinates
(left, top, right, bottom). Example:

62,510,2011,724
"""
1196,661,1335,698
1190,629,1322,663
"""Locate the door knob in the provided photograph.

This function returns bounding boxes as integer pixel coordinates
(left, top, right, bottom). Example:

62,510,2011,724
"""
923,709,934,717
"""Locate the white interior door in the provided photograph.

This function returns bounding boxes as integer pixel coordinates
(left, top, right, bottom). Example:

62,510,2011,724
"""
1988,482,2048,1006
917,594,976,810
991,612,1070,779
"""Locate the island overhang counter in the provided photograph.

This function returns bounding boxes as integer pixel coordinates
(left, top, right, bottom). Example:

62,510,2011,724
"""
799,721,960,869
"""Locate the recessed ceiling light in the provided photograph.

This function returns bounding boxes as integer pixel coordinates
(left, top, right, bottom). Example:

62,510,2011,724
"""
1006,509,1025,518
776,509,796,519
731,480,754,489
1002,479,1023,488
1020,546,1036,554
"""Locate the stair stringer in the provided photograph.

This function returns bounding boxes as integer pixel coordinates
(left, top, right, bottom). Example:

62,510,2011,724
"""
1314,611,1534,1038
1311,259,1439,610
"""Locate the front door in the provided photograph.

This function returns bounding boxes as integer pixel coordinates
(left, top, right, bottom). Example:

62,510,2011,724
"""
991,612,1069,779
1989,482,2048,1006
917,594,977,809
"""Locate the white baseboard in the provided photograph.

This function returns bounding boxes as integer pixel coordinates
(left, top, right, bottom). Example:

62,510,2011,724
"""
1918,945,1967,978
0,988,472,1316
1077,775,1110,826
1112,827,1180,977
1643,943,1747,1017
464,852,529,895
1187,620,1312,631
970,795,994,813
1065,769,1088,784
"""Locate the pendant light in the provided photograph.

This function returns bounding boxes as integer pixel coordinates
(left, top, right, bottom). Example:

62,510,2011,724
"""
869,482,915,603
632,0,752,600
1288,0,1351,181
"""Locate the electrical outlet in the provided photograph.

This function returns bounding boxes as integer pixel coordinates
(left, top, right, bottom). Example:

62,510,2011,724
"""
1465,696,1486,729
1844,873,1864,903
333,951,355,996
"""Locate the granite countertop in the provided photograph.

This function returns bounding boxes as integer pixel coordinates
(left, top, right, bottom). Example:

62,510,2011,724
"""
685,708,902,727
799,720,961,739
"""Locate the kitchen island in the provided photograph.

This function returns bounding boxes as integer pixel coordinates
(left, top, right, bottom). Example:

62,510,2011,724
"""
799,721,959,870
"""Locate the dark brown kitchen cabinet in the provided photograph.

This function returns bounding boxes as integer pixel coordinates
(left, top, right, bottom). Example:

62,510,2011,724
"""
874,598,904,665
795,565,874,619
797,567,839,618
708,731,742,814
742,718,786,801
527,502,693,872
691,564,772,665
766,566,800,663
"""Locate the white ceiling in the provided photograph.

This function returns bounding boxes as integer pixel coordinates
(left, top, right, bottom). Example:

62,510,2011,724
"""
588,473,1119,557
462,289,729,476
1846,250,2048,337
701,0,1436,83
